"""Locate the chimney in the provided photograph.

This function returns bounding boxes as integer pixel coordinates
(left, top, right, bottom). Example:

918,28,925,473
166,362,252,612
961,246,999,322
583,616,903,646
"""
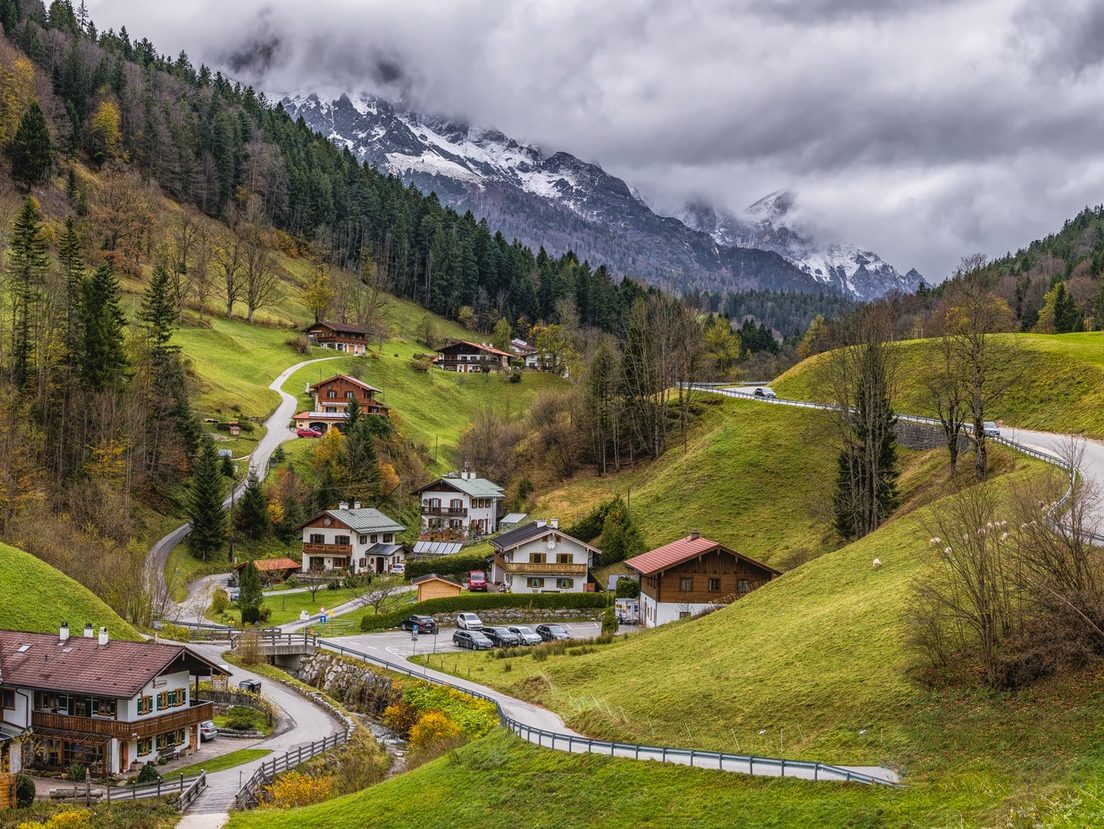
83,623,94,638
688,529,700,541
59,622,70,642
98,627,109,647
338,501,349,510
353,501,361,510
536,520,546,528
550,518,559,529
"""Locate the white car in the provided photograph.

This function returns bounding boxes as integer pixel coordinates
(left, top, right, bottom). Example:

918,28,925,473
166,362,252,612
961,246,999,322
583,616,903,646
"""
225,587,240,602
983,421,1000,438
456,612,484,630
199,720,218,742
506,625,543,645
389,563,406,575
753,387,777,399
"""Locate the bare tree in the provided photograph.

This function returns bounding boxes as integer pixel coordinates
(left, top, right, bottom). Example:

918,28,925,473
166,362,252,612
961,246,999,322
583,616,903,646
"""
188,225,216,321
924,333,970,475
362,577,404,615
216,236,243,319
241,225,281,324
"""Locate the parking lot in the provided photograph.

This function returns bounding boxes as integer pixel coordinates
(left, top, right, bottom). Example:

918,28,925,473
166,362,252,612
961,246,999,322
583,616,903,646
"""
328,621,612,660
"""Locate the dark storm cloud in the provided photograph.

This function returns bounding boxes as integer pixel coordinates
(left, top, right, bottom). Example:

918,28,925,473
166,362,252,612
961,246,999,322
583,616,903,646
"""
84,0,1104,280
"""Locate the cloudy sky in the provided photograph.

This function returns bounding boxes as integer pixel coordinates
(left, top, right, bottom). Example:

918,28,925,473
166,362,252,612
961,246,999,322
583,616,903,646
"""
87,0,1104,280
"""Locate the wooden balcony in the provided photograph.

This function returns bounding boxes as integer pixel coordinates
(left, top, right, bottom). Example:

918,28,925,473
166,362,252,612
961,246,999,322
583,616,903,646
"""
497,558,587,576
33,701,214,739
302,543,352,557
421,506,468,517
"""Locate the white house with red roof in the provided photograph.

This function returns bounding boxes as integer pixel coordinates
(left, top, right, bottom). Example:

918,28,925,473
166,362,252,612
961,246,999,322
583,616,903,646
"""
624,532,780,628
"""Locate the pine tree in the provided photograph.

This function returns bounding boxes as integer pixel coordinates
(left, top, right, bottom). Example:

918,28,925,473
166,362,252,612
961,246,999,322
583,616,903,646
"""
238,560,263,625
344,395,362,430
6,198,48,388
140,262,178,353
597,496,645,565
7,102,53,191
186,439,226,560
78,264,127,391
236,470,270,540
221,454,234,477
57,217,86,362
342,418,380,505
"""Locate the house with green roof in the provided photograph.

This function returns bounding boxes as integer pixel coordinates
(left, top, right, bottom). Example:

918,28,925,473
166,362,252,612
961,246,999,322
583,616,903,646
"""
298,502,406,575
411,470,505,538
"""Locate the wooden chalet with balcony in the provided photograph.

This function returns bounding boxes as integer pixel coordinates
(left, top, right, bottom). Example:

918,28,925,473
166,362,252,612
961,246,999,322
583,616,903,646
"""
490,520,599,593
304,321,370,355
0,624,227,779
434,340,512,373
299,503,405,575
292,373,389,434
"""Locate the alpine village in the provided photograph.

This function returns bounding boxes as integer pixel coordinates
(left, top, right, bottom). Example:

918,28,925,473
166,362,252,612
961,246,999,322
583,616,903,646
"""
0,2,1101,828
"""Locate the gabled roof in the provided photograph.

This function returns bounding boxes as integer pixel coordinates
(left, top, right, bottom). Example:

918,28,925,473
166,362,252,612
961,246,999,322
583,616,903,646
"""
307,320,368,335
298,508,405,534
311,374,381,394
435,340,514,359
490,521,601,556
411,573,463,587
412,475,504,499
0,630,227,697
235,557,299,572
365,543,403,557
624,536,781,577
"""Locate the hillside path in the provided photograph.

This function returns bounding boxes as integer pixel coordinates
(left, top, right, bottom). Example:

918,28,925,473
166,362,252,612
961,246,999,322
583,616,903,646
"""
146,356,339,619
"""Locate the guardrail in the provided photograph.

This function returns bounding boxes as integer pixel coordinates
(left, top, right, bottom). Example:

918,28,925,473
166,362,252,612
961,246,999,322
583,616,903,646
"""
233,733,348,809
315,638,899,786
79,771,207,809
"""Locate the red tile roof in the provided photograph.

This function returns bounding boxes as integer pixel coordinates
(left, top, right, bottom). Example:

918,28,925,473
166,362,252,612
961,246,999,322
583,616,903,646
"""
437,340,514,359
311,374,381,394
624,536,781,577
308,321,368,335
0,630,226,697
235,557,300,572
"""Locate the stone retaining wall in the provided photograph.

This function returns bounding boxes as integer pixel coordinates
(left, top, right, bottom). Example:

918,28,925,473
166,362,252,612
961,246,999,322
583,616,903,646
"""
296,652,396,717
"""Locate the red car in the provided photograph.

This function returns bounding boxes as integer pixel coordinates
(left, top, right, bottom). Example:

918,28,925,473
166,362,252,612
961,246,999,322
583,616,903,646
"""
295,427,322,438
467,570,488,591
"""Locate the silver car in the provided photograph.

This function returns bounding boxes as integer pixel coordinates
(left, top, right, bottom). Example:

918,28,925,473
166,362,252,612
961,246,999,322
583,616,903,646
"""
506,625,543,645
199,720,218,741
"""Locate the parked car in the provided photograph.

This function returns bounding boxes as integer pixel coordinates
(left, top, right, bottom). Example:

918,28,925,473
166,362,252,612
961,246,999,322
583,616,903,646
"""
389,562,406,575
467,570,488,591
295,427,322,438
238,679,262,694
481,626,522,647
536,623,571,642
506,625,543,645
753,387,777,399
225,587,240,602
199,720,218,742
983,420,1001,438
453,629,494,650
400,615,439,635
456,612,484,630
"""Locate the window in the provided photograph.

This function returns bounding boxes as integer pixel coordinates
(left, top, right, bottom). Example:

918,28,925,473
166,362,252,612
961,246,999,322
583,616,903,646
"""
708,578,721,592
679,577,693,592
358,558,367,569
556,553,573,564
94,698,117,718
527,577,544,589
0,689,13,709
678,611,692,620
737,579,750,594
556,578,573,590
327,390,337,398
137,696,153,716
359,535,368,544
335,535,350,546
370,534,378,543
530,553,546,564
450,499,463,512
137,738,153,756
345,391,354,399
309,533,324,544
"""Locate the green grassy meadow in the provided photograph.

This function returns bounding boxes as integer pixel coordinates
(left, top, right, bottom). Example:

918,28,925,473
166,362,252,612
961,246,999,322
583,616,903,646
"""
173,748,272,778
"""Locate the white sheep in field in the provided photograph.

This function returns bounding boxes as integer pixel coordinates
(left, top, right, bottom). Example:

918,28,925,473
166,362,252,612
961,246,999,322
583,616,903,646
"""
872,558,882,570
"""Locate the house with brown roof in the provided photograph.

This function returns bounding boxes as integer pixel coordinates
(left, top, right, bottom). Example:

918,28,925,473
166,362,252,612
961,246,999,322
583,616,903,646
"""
0,624,227,778
234,557,301,583
624,533,780,628
410,574,463,602
490,519,598,593
304,320,370,355
434,340,513,373
292,373,389,434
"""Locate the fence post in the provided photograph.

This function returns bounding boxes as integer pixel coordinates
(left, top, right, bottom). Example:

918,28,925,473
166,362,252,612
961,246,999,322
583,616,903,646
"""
180,773,185,793
781,758,786,777
690,748,695,766
661,747,666,762
749,757,753,775
157,779,161,797
814,764,819,781
845,771,851,783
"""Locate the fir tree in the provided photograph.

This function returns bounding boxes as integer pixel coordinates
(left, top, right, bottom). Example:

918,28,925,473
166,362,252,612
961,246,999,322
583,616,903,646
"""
221,454,234,477
140,262,178,353
342,418,380,505
237,560,263,625
5,198,48,388
57,217,86,362
7,102,53,191
596,496,645,565
344,395,362,429
78,264,127,391
186,439,226,560
236,470,270,540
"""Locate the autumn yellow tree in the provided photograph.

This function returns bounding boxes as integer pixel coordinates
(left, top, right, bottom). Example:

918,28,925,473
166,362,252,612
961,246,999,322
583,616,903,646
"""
88,99,123,165
301,262,334,323
0,55,34,146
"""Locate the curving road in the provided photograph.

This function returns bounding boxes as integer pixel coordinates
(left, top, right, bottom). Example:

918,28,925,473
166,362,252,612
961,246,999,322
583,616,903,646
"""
146,357,339,618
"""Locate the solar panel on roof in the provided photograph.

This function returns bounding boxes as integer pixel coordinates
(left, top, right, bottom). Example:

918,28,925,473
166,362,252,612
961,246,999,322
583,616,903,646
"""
412,541,463,556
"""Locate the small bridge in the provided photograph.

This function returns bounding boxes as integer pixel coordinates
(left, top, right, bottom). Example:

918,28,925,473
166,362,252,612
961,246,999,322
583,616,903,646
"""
229,630,319,668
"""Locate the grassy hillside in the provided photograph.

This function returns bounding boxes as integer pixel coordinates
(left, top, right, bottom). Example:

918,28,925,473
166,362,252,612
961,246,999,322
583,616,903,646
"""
0,542,140,640
774,332,1104,438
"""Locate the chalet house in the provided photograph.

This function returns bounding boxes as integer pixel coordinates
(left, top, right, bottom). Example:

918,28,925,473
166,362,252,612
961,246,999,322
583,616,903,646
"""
510,338,540,369
292,374,389,434
0,624,227,778
624,533,780,628
299,503,405,575
490,520,598,593
304,321,369,355
435,340,512,373
412,471,504,537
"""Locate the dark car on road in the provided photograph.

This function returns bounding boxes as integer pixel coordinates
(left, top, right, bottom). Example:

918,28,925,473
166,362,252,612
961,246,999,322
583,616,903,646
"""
536,624,571,642
400,615,439,635
481,626,522,647
453,629,494,650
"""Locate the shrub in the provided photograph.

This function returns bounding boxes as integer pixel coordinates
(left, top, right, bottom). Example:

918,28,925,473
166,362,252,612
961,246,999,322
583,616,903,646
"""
404,549,492,581
271,445,286,465
285,335,310,354
409,356,431,373
262,770,335,809
209,589,229,615
381,699,418,736
136,762,161,784
223,706,262,731
408,710,462,754
601,605,618,636
66,762,87,782
359,591,610,631
615,577,640,598
14,773,35,807
20,810,95,829
237,420,255,434
507,369,522,383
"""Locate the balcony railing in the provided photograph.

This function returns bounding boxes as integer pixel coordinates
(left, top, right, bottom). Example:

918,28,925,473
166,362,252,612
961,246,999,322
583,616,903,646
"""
33,700,214,739
421,506,468,516
302,543,352,557
498,560,587,576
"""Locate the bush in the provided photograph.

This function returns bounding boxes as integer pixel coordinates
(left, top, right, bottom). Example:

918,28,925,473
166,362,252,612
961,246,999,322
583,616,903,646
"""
404,549,492,581
381,699,417,736
360,591,610,632
14,773,35,807
262,770,335,809
209,589,229,616
285,335,311,354
136,762,161,784
615,577,640,598
601,605,618,636
222,706,263,731
22,810,95,829
237,420,255,434
507,369,522,383
409,356,431,373
271,445,286,465
409,710,462,754
66,762,87,782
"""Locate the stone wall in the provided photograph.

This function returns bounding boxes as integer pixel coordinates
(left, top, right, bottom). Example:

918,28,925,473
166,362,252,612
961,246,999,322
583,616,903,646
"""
895,421,971,452
422,606,603,626
296,652,397,717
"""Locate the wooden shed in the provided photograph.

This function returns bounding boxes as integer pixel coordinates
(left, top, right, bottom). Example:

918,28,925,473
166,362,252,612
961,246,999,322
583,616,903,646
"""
411,574,463,602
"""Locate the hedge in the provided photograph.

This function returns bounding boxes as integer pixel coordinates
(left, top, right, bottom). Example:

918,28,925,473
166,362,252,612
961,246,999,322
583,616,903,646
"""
405,549,492,581
360,591,610,631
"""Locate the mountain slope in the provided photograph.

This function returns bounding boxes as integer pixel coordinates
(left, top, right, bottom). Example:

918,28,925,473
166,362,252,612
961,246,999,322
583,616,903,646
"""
680,192,925,301
281,94,839,297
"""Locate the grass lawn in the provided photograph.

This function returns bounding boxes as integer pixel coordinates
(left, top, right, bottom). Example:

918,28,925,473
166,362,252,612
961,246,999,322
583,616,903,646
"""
0,542,140,640
774,331,1104,438
172,748,272,778
214,705,274,736
212,585,366,626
